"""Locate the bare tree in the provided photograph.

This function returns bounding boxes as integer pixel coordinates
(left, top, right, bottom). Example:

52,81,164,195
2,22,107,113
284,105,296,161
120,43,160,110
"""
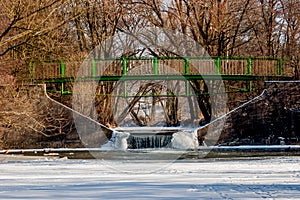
280,0,300,78
0,0,87,79
0,79,77,148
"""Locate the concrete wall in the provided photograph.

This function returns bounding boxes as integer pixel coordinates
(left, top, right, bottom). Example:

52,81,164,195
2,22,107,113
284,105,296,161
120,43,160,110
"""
199,81,300,145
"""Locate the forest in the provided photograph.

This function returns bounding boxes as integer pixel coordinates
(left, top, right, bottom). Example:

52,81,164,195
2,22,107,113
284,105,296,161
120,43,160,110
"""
0,0,299,78
0,0,299,148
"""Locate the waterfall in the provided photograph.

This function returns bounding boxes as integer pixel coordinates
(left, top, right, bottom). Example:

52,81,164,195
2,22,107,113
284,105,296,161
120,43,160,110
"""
101,129,200,150
127,134,172,149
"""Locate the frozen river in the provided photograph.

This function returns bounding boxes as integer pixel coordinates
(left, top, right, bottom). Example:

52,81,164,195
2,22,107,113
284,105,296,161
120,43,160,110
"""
0,155,300,199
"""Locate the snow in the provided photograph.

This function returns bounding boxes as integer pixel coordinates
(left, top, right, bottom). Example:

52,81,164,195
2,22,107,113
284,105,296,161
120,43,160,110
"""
113,127,188,133
0,155,300,199
101,131,130,151
171,130,199,150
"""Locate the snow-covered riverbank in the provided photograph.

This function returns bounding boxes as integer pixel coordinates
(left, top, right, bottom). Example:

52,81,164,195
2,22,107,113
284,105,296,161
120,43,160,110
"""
0,155,300,199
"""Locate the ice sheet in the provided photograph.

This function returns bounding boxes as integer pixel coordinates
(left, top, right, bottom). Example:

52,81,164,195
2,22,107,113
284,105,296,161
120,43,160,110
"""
0,156,300,199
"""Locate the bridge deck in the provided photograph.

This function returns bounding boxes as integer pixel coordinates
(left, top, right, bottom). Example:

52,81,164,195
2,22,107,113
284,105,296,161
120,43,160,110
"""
40,74,290,83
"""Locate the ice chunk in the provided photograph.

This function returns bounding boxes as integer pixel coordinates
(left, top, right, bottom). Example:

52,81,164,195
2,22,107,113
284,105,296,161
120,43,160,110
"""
171,130,199,150
100,131,130,150
112,131,130,150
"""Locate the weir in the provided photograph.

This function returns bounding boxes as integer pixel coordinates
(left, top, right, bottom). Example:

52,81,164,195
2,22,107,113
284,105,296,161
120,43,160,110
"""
112,127,198,150
127,135,173,149
113,127,180,149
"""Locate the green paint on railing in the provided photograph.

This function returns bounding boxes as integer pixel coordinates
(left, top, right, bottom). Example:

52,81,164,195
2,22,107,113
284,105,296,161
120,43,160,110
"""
60,61,66,94
184,58,191,96
246,58,253,75
153,57,159,75
60,61,66,77
92,59,97,77
184,58,190,75
249,81,254,91
122,57,128,75
31,56,291,96
39,74,290,83
122,58,128,97
215,57,221,74
278,59,284,75
185,80,190,96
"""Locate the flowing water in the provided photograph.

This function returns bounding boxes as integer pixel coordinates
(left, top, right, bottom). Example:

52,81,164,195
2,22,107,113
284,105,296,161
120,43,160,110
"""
109,128,198,150
127,134,173,149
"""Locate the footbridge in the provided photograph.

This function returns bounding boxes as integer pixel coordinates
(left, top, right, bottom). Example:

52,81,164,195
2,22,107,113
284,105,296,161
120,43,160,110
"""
30,56,290,95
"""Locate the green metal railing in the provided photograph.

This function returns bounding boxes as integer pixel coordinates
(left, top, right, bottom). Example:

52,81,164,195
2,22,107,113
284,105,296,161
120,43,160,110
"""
30,56,289,95
31,56,286,79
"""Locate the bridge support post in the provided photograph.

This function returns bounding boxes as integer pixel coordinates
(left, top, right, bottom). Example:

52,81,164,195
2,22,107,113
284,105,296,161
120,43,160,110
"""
246,57,253,75
278,59,284,76
153,57,159,75
184,58,190,96
122,58,128,98
91,59,97,77
122,58,128,76
246,58,253,91
60,61,66,94
215,57,221,74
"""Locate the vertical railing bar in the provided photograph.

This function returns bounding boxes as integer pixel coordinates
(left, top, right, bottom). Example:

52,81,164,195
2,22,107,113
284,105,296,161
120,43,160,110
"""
60,60,66,94
246,57,253,75
122,57,128,98
279,59,284,76
92,59,97,77
215,57,221,75
184,57,190,75
153,57,159,75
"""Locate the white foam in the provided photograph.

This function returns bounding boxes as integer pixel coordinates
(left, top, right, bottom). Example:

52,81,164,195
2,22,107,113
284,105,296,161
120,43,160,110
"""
171,130,199,150
101,131,130,150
